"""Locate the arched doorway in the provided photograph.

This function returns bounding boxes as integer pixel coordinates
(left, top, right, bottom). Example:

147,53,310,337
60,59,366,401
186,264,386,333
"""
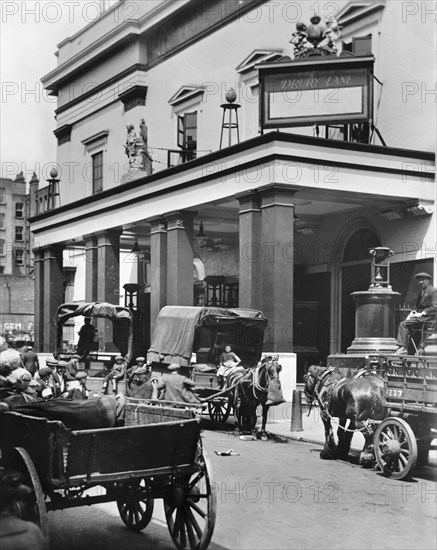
340,228,381,351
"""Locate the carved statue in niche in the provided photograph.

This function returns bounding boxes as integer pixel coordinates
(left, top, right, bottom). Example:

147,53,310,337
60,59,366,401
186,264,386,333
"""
124,120,153,175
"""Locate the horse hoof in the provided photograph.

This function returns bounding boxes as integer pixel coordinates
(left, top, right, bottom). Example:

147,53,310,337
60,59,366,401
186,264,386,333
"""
260,433,268,441
320,450,336,460
359,454,375,468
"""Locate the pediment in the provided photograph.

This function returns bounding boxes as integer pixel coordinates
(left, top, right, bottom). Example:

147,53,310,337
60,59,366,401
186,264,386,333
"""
168,86,205,106
235,49,284,74
336,1,385,25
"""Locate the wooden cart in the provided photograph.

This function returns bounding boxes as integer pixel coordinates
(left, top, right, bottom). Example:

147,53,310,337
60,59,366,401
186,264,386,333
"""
370,354,437,480
0,400,216,549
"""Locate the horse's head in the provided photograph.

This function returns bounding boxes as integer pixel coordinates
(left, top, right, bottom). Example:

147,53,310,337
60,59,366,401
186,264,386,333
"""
303,365,322,403
264,357,282,382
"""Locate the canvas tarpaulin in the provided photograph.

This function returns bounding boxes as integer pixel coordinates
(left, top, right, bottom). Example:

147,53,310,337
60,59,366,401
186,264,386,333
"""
56,302,133,358
147,306,267,366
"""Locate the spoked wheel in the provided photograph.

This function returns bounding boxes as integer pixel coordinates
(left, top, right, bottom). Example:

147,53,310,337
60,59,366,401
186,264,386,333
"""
164,447,216,550
374,418,418,480
13,447,49,540
117,478,154,531
207,398,231,424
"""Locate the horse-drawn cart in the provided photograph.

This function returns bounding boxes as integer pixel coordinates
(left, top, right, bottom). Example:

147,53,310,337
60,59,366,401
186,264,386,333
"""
0,399,216,549
147,306,268,424
371,353,437,480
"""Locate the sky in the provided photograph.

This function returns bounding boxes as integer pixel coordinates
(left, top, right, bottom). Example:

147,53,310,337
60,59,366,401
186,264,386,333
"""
0,1,113,184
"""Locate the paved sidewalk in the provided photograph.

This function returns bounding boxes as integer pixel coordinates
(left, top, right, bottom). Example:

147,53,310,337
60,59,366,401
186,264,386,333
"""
262,400,366,452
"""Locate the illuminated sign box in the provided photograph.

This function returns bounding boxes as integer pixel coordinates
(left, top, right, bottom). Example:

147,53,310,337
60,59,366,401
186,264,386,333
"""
258,55,374,129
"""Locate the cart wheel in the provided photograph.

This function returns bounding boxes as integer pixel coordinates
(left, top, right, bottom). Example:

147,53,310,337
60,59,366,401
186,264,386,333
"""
374,418,418,480
117,478,154,531
164,447,217,550
208,398,231,423
13,447,49,540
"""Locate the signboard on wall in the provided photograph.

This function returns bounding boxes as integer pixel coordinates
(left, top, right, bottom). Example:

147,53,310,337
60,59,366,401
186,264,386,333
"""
258,55,374,129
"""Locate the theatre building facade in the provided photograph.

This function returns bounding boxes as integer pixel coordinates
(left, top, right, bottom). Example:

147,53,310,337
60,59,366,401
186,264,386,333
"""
33,0,435,388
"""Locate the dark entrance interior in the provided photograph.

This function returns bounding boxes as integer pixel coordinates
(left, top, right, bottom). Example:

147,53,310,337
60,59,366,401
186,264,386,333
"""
340,228,380,352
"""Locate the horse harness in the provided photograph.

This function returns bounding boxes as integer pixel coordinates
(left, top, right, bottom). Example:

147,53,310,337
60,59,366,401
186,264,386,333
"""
305,367,374,434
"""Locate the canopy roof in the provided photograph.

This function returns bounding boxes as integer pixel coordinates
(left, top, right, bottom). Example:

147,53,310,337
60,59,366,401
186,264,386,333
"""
147,306,267,366
56,302,133,324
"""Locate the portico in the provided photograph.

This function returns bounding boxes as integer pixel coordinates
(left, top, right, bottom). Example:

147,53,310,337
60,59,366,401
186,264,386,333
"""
31,132,434,382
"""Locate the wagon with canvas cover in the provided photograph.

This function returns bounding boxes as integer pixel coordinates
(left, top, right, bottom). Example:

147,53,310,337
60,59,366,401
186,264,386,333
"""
0,398,216,549
147,306,268,423
56,301,139,366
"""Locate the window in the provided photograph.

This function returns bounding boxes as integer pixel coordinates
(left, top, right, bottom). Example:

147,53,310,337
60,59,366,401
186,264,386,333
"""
0,188,5,203
342,35,372,55
92,151,103,194
0,213,4,229
15,203,24,218
15,226,24,242
15,249,24,265
0,239,4,255
177,112,197,162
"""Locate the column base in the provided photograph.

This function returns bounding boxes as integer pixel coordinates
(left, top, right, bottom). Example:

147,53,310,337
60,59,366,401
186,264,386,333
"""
347,337,398,354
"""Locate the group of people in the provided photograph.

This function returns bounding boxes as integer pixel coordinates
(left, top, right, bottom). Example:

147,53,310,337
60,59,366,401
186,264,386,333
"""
122,356,200,405
0,340,90,404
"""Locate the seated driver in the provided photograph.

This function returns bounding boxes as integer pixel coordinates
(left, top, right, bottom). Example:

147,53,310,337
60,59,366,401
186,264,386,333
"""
217,345,241,389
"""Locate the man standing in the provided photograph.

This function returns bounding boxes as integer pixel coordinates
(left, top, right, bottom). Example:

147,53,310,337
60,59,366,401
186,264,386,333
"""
77,318,96,360
395,272,437,355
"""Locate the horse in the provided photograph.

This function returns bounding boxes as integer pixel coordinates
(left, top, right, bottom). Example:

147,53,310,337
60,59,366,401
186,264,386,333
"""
225,359,284,440
304,365,386,466
3,395,124,429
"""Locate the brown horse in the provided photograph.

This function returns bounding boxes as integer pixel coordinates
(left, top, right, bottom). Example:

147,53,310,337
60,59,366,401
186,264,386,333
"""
4,395,124,429
226,359,284,440
304,365,386,465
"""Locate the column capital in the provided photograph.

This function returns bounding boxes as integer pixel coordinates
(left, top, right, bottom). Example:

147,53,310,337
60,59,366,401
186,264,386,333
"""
258,183,298,209
164,210,196,231
94,228,123,240
83,233,98,245
236,190,261,214
147,215,167,234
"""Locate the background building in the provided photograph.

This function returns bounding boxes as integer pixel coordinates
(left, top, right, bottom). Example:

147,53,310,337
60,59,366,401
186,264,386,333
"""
0,172,34,343
32,0,435,388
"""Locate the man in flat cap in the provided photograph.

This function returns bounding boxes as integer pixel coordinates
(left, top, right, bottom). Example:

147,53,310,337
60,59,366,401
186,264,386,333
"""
102,355,126,395
395,272,437,355
67,371,89,400
65,354,81,382
126,356,149,390
34,367,55,399
156,363,201,405
126,364,155,399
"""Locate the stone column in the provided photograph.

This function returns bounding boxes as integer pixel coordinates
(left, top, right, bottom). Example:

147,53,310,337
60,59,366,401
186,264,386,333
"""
148,216,168,331
43,245,64,352
95,229,121,351
236,190,262,310
33,247,45,352
83,234,98,302
259,184,296,352
165,211,195,306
